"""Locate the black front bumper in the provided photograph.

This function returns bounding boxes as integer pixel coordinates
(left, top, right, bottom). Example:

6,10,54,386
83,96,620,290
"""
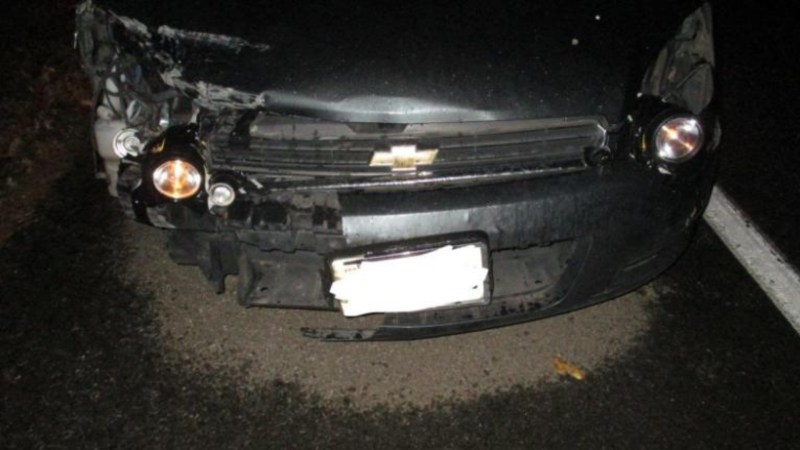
151,151,716,340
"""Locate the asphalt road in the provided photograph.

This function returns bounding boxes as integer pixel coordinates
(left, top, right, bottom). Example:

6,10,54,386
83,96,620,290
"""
2,1,800,449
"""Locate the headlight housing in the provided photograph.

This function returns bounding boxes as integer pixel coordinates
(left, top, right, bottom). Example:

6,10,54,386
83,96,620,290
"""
654,116,704,163
152,159,203,200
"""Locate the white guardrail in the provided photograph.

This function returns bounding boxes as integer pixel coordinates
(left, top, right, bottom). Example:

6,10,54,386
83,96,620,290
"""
704,186,800,334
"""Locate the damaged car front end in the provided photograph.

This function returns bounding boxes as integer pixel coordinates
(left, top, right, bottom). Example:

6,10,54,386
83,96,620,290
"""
75,0,719,340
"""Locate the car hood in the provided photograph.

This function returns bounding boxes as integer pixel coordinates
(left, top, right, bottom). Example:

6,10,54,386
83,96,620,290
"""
97,0,705,123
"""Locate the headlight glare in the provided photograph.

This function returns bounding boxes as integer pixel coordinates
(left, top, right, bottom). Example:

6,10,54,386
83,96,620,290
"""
209,183,236,207
654,116,703,162
152,159,202,200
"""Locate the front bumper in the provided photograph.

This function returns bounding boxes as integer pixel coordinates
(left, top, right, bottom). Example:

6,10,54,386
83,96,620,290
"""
135,149,716,340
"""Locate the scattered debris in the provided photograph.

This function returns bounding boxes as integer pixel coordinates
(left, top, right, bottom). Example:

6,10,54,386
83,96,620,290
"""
553,356,586,380
157,26,271,52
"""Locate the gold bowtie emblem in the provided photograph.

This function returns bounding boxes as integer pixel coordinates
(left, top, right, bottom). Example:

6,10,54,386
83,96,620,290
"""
370,144,438,172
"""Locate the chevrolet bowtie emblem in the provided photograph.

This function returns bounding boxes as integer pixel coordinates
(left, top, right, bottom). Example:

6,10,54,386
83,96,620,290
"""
369,144,439,171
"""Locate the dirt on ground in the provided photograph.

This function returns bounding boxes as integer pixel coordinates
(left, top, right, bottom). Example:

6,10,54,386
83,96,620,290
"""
0,1,92,243
123,221,655,410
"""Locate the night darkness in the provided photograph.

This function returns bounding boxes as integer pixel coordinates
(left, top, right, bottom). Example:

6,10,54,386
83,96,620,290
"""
1,1,799,448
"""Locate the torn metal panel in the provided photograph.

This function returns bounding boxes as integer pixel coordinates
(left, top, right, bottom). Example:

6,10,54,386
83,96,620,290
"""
85,0,711,122
162,77,264,111
76,1,270,112
641,3,716,113
156,26,271,52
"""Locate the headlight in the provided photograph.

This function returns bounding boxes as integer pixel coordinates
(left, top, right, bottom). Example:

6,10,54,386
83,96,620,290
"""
654,116,703,162
209,183,236,207
152,159,202,200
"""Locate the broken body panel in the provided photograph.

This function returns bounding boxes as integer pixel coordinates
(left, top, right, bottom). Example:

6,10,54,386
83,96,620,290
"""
76,1,718,340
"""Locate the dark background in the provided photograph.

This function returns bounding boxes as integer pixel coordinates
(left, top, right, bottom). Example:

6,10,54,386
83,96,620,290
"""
1,1,799,448
714,3,800,267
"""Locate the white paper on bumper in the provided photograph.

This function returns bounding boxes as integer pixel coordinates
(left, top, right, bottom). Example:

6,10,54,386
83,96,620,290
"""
330,244,489,317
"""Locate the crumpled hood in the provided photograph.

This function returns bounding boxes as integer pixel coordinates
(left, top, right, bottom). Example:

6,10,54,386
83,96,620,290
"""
97,0,705,123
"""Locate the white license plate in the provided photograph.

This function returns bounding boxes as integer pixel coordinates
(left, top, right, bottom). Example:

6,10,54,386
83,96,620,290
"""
330,242,489,317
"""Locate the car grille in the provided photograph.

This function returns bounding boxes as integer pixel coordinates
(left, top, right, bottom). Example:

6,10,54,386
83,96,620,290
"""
207,116,606,189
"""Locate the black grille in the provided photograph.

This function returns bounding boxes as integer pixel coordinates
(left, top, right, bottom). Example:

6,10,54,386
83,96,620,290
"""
207,117,606,187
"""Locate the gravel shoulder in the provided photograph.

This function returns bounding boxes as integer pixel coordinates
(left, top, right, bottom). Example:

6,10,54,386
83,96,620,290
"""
125,222,654,409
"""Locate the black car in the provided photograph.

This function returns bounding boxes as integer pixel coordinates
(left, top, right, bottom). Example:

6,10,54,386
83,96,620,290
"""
75,0,719,340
